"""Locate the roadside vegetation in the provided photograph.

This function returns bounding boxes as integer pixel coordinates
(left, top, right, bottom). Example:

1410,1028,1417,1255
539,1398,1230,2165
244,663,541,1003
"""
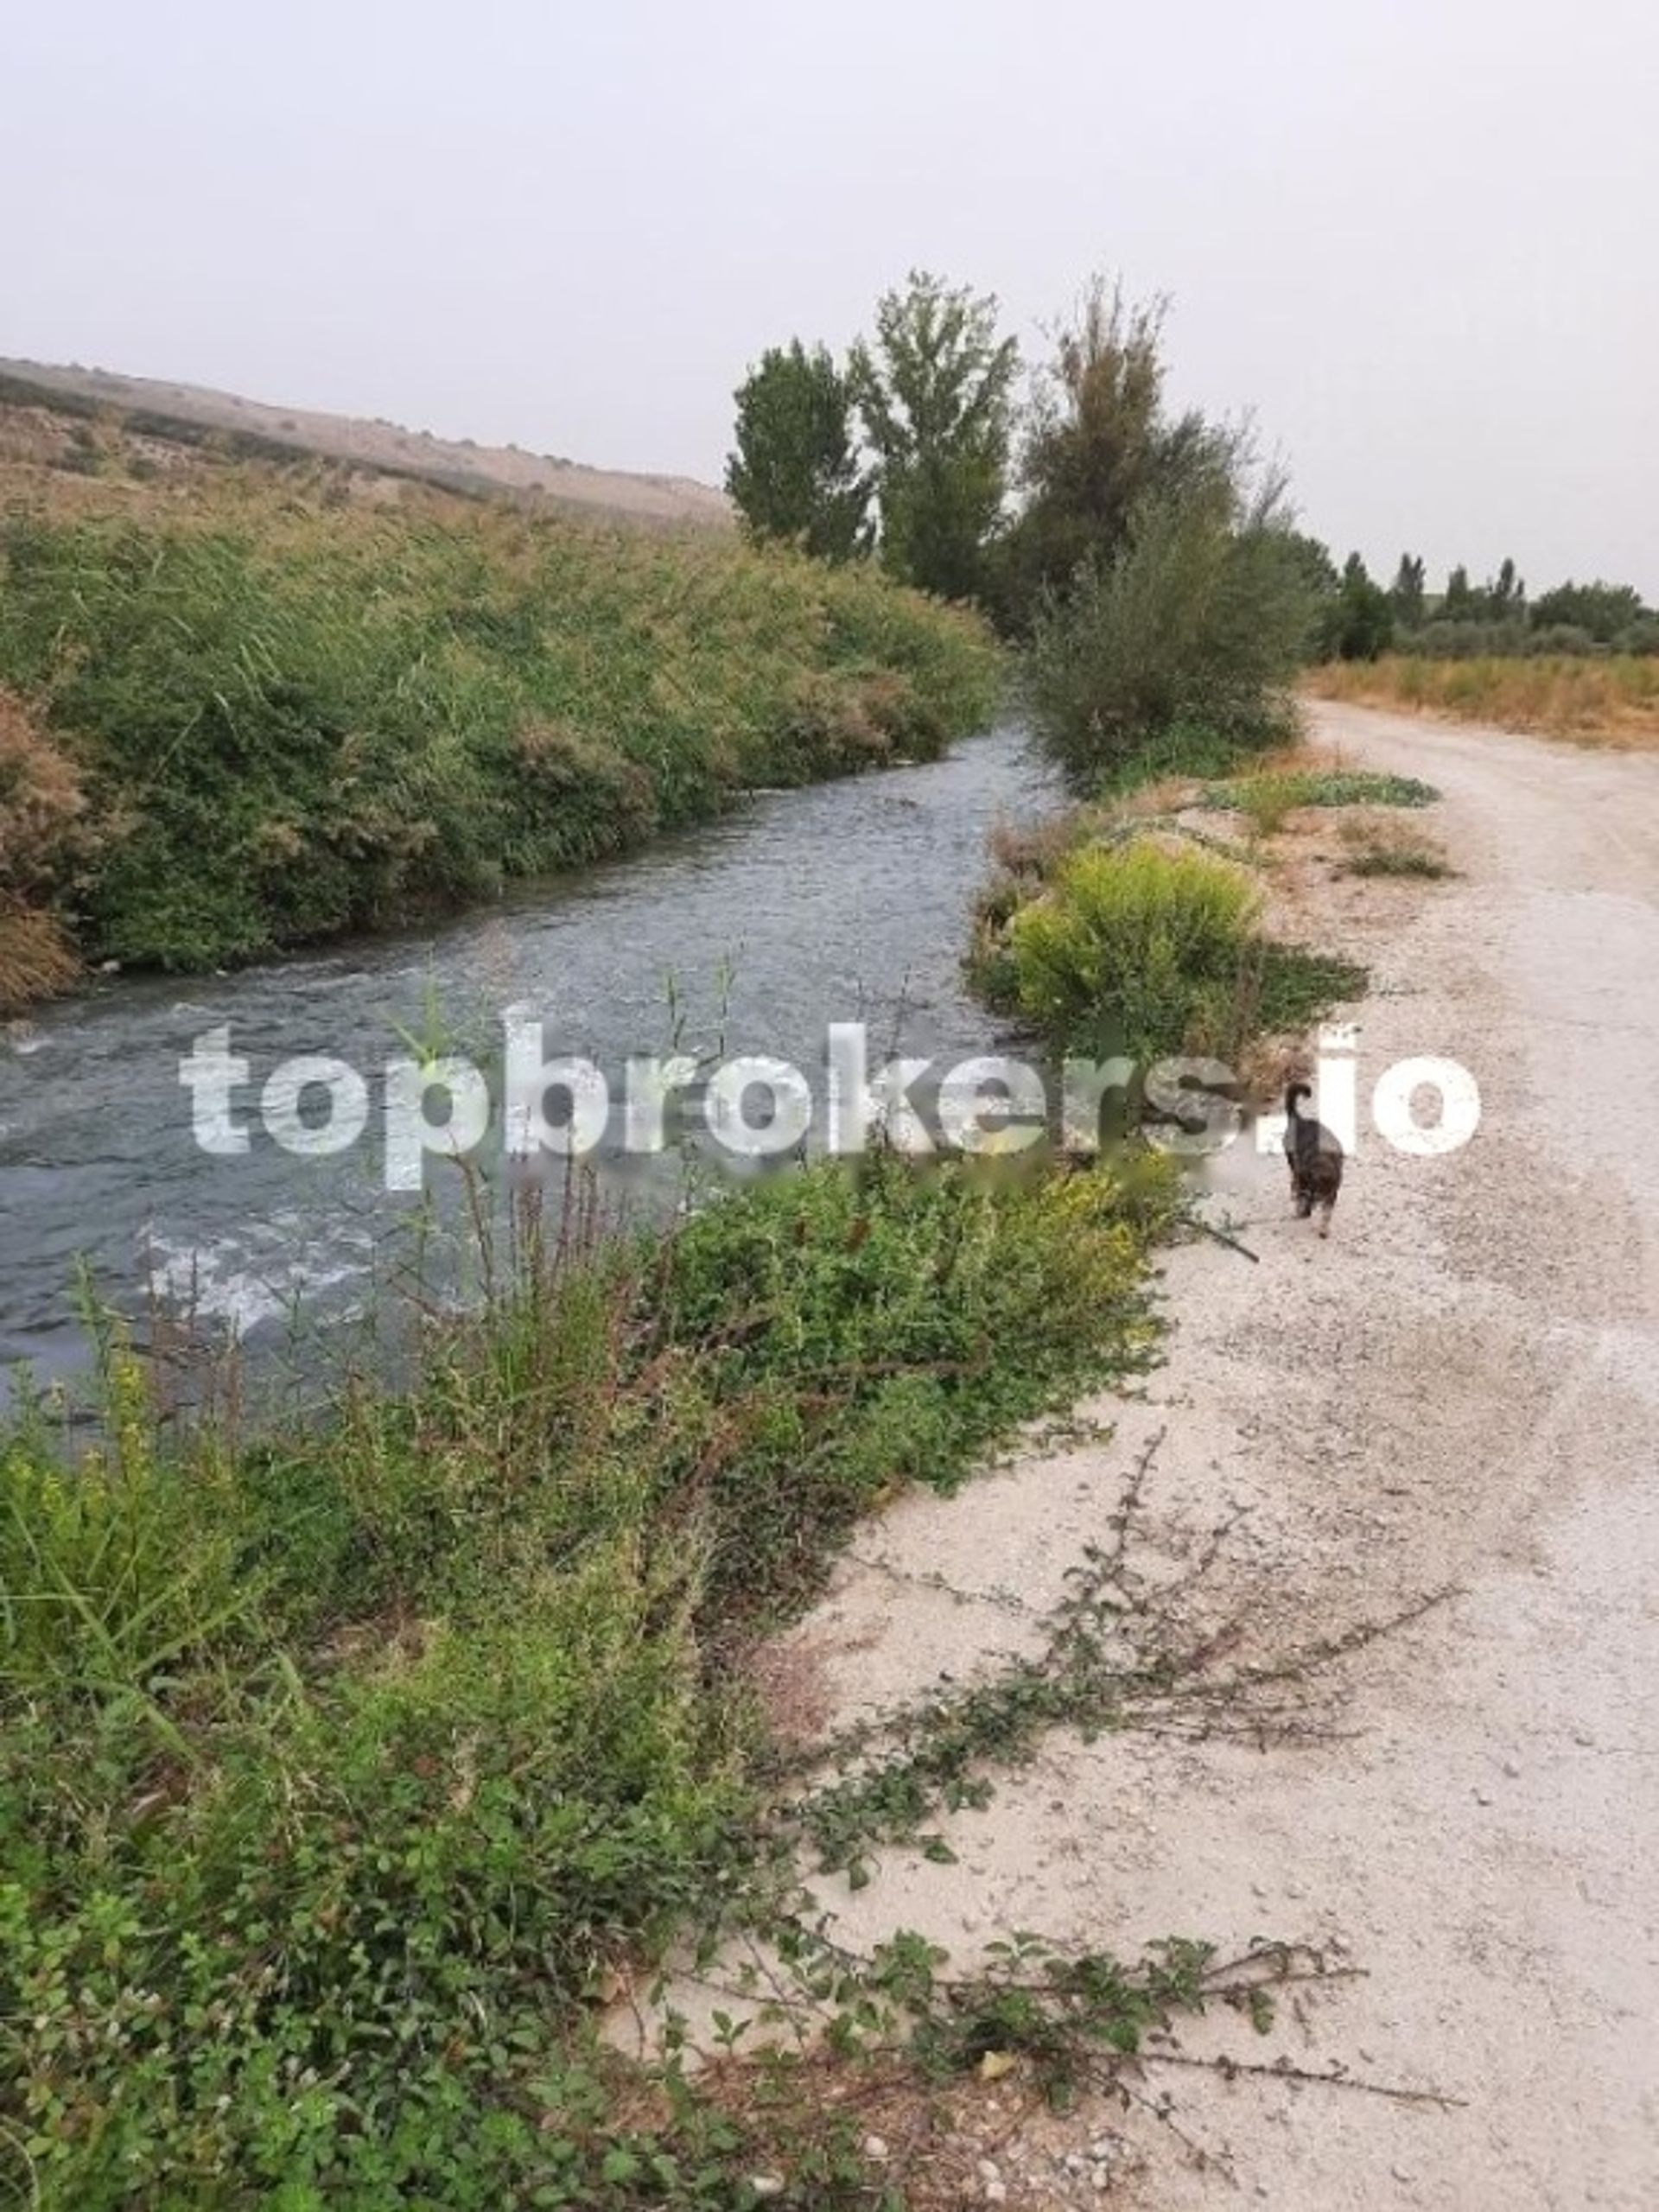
0,433,999,1011
1305,651,1659,744
967,821,1367,1079
0,1148,1186,2209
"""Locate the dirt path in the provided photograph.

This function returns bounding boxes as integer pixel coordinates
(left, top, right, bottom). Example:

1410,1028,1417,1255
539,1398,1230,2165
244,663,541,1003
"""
772,702,1659,2207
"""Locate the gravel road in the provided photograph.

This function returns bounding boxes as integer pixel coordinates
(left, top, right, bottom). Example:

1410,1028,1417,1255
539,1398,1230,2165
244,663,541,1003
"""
782,701,1659,2208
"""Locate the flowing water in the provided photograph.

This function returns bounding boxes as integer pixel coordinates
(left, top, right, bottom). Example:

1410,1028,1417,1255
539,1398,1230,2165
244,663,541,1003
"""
0,723,1052,1390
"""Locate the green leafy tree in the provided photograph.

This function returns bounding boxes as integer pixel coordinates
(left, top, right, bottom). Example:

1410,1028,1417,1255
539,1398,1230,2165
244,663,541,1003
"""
1332,553,1395,661
1443,564,1474,620
850,271,1020,601
724,341,871,561
1529,578,1647,642
1390,553,1427,629
1274,531,1344,657
1491,556,1524,616
992,281,1230,630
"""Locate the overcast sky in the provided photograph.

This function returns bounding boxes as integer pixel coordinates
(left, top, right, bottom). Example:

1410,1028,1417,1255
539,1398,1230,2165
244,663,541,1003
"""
7,0,1655,596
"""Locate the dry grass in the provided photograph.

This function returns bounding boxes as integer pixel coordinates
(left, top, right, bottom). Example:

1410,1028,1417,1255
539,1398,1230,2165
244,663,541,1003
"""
0,904,79,1012
1337,815,1453,879
1306,656,1659,747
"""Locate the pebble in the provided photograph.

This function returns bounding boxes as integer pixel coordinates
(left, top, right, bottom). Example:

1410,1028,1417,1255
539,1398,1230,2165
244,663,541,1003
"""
1503,1758,1522,1778
978,2159,1001,2184
863,2136,888,2162
1392,2164,1414,2184
985,2186,1008,2206
750,2180,785,2201
1473,1788,1493,1806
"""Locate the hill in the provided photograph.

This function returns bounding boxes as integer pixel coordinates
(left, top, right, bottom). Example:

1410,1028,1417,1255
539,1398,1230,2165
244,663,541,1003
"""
0,357,733,527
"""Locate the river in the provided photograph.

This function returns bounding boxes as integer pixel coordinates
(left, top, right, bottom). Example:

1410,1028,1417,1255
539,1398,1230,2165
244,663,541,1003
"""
0,723,1052,1391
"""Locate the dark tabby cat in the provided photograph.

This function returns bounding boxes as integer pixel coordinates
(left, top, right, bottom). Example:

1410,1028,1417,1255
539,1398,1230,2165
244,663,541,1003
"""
1284,1080,1343,1237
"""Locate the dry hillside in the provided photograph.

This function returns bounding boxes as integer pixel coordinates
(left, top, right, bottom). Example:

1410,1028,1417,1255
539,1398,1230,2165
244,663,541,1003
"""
0,357,733,528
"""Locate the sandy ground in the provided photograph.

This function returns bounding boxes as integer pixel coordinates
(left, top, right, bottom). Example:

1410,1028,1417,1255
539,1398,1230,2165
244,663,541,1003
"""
739,701,1659,2207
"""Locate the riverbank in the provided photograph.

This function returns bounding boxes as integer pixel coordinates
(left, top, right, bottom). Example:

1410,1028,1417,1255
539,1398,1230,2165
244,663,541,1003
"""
0,409,1000,1012
0,1147,1180,2209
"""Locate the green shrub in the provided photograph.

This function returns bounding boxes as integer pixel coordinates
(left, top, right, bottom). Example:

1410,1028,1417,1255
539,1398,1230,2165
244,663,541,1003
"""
1006,837,1261,1060
1027,482,1307,792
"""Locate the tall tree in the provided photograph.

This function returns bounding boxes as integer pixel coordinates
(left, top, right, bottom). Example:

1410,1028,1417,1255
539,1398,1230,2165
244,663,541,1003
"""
849,271,1020,601
995,279,1229,629
1491,556,1524,615
1444,564,1473,619
724,341,871,562
1333,552,1395,660
1390,553,1427,628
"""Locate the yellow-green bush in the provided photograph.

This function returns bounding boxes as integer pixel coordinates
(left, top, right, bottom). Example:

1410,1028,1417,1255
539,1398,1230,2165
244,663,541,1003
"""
1007,838,1262,1060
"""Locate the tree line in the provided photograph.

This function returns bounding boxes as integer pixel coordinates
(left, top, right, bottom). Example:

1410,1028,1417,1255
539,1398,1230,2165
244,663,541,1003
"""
727,271,1314,785
1305,546,1658,663
726,273,1655,791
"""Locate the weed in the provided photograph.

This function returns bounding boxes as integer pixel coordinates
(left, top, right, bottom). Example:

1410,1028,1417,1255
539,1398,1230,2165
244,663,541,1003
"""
1199,768,1440,814
0,1151,1174,2206
1338,817,1453,879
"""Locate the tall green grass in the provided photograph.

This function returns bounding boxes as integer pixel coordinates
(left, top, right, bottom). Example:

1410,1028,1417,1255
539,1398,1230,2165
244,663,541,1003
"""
0,493,1000,978
0,1151,1174,2209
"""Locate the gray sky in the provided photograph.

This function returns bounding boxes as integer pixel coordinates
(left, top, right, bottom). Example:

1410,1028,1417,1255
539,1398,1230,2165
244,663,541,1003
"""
7,0,1656,597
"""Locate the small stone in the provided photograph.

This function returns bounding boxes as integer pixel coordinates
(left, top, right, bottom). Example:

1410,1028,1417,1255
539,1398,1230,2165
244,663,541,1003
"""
1089,2138,1115,2161
863,2135,889,2162
1256,2184,1272,2200
1503,1758,1522,1778
985,2186,1008,2206
1392,2164,1413,2184
978,2159,1002,2184
750,2181,785,2202
1473,1789,1493,1807
1092,2166,1111,2191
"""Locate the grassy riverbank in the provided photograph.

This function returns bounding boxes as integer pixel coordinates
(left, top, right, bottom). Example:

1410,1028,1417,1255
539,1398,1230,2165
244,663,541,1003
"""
1305,652,1659,744
0,1150,1177,2209
0,452,999,1011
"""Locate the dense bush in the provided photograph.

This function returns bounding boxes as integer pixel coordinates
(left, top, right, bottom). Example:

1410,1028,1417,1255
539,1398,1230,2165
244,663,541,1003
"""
1027,482,1308,791
1003,837,1261,1061
0,689,89,1009
0,494,1001,981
